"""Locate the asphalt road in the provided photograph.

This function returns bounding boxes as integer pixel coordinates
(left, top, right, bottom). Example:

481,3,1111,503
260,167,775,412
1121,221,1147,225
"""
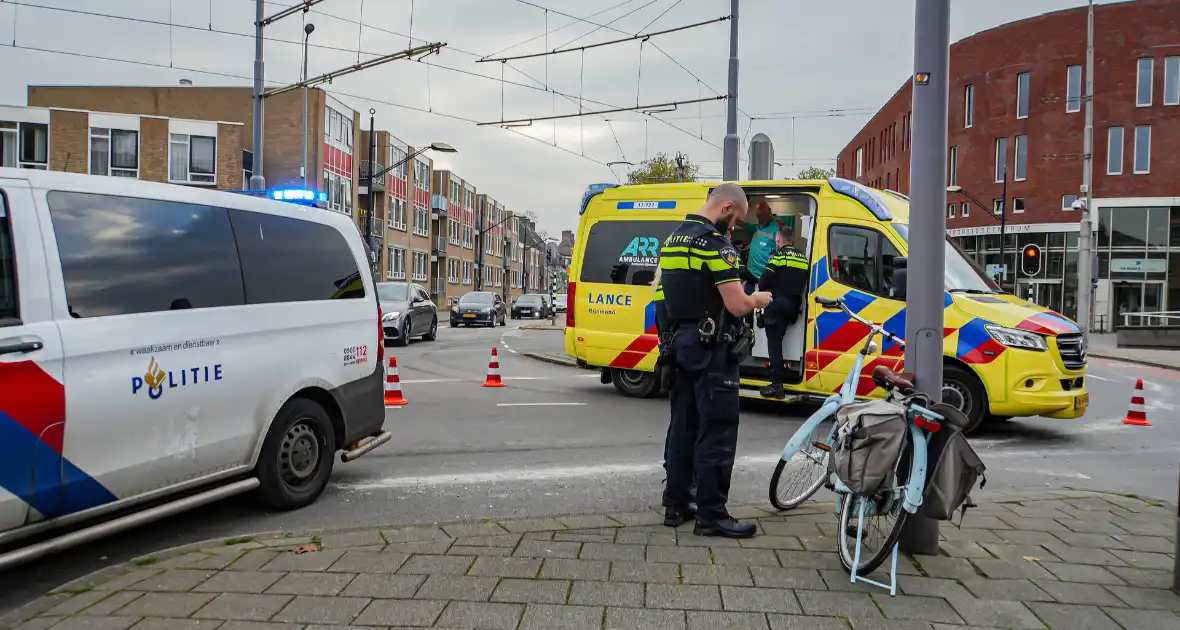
2,318,1178,614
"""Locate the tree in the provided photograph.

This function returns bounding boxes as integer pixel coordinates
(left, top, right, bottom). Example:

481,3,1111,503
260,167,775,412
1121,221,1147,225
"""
795,166,835,180
627,152,699,185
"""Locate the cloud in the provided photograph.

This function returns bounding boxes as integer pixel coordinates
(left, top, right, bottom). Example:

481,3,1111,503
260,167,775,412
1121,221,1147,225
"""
0,0,1103,234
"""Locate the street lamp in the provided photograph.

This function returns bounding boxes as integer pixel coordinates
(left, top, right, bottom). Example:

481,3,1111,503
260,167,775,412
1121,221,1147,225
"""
301,22,315,187
948,166,1008,288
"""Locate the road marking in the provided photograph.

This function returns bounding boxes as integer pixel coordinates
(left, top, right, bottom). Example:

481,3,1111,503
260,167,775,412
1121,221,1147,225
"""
496,402,588,407
1085,373,1115,382
1003,467,1091,480
400,374,599,384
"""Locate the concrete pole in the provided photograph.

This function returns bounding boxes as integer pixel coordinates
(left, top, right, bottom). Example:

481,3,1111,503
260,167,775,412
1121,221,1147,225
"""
301,24,314,188
250,0,266,191
721,0,739,181
899,0,949,556
1078,0,1095,339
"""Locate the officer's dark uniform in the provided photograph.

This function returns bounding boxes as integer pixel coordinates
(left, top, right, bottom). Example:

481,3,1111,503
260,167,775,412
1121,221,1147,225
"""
758,245,809,396
659,214,749,534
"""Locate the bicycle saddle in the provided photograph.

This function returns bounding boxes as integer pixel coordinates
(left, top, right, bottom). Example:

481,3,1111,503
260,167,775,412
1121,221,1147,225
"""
872,365,916,391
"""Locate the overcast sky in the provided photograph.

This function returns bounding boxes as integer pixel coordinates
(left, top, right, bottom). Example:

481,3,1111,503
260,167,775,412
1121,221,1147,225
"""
0,0,1106,235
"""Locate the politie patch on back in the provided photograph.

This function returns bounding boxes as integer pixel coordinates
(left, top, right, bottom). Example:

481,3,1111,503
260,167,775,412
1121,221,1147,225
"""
720,246,740,269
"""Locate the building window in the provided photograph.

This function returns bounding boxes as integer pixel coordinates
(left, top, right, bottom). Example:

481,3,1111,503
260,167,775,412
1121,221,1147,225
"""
964,85,974,127
168,134,217,185
89,128,138,178
1066,65,1082,112
1,121,48,169
1133,125,1151,174
413,203,429,236
387,247,406,280
447,258,459,282
1014,135,1028,181
994,137,1008,182
961,202,970,218
448,216,460,245
992,198,1004,216
1137,58,1153,107
1165,57,1180,106
389,197,407,230
855,147,863,178
1107,126,1124,175
1062,194,1077,210
413,160,429,189
1012,198,1025,214
411,250,428,282
947,146,957,186
1016,72,1030,118
946,203,955,219
462,260,473,285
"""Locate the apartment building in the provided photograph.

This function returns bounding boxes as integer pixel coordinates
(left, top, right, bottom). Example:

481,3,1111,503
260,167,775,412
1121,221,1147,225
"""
27,85,360,216
431,170,478,307
476,193,507,298
359,131,435,287
502,212,546,300
1,104,243,188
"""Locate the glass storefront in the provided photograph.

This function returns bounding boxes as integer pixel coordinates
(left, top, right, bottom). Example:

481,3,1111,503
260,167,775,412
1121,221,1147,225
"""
952,205,1180,330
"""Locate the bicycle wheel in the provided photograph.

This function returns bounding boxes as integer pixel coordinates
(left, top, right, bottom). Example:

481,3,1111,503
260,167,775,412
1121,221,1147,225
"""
836,432,912,575
769,418,833,511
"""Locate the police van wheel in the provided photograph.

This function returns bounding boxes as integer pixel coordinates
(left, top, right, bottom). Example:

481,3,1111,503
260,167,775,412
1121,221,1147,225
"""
256,398,337,511
612,369,658,398
942,365,987,435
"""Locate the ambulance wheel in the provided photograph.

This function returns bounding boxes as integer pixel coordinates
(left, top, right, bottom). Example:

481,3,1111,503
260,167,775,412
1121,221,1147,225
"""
942,365,987,435
612,369,658,398
256,398,336,510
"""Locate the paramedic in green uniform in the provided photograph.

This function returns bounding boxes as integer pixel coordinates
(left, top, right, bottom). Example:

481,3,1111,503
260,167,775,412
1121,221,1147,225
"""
740,199,791,291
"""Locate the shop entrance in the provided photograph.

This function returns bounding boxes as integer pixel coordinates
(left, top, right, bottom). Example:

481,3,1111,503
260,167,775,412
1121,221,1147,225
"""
1015,280,1064,314
1112,280,1166,328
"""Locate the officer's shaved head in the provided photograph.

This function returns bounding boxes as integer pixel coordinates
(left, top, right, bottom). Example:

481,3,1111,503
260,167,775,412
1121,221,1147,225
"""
700,182,749,236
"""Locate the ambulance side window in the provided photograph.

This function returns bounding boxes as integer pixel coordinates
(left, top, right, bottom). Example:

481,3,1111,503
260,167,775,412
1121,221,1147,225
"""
0,191,17,325
827,225,902,299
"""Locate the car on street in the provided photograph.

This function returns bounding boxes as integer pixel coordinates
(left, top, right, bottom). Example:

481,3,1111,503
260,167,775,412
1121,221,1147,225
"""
511,293,550,319
553,293,568,313
0,168,391,570
450,291,508,327
377,282,438,346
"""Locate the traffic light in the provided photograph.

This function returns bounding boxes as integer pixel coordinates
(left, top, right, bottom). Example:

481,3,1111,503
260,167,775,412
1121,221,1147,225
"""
1021,244,1042,277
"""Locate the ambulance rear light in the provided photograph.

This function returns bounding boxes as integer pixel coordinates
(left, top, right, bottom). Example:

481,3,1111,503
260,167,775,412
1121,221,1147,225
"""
566,282,576,328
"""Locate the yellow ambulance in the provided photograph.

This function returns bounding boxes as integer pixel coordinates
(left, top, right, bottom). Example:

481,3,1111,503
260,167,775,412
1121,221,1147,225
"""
562,178,1088,432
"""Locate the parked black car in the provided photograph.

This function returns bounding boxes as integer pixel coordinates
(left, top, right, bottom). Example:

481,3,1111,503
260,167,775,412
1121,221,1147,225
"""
511,293,550,319
450,291,507,327
377,282,438,346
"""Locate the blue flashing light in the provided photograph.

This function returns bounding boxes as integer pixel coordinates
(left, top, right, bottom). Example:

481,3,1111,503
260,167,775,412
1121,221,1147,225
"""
579,183,619,215
827,177,893,221
270,187,326,203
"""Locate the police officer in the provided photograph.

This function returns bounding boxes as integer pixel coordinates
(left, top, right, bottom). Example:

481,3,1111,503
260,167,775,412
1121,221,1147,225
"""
660,183,773,538
758,224,809,399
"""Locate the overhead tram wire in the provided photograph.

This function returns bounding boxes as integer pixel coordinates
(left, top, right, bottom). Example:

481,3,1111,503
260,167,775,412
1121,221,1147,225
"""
482,0,642,59
477,96,725,127
9,0,721,152
475,15,730,63
548,0,661,53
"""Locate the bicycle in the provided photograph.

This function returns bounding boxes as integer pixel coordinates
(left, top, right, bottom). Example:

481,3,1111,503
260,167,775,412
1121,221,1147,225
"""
767,295,906,512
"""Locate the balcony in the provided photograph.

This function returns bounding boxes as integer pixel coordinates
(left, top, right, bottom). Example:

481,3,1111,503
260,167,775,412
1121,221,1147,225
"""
432,236,447,259
432,278,446,295
358,161,386,192
431,194,448,217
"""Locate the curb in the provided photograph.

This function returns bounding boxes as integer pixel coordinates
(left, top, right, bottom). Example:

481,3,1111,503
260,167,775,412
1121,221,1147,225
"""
5,489,1173,625
1089,351,1180,372
520,351,578,368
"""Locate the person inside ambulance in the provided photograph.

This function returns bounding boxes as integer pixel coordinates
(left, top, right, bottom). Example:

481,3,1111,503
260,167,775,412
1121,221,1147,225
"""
738,197,790,294
757,223,809,399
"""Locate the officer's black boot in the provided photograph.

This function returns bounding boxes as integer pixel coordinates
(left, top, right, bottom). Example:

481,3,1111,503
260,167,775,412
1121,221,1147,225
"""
694,516,757,539
759,382,785,399
663,505,696,527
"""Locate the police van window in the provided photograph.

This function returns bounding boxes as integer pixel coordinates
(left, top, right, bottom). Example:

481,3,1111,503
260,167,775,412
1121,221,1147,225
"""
230,210,365,303
0,192,17,323
580,220,679,286
827,224,901,298
46,191,246,318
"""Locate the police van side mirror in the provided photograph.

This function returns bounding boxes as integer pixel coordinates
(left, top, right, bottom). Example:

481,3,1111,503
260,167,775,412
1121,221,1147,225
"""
892,256,907,268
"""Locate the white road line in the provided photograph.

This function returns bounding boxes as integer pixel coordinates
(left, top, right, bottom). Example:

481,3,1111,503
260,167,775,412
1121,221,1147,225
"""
496,402,588,407
399,374,599,384
1002,467,1092,480
1085,374,1115,382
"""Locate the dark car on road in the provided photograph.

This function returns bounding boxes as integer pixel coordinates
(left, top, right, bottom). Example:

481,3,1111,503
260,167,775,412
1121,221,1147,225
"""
511,293,550,319
553,293,568,314
450,291,508,327
377,282,438,346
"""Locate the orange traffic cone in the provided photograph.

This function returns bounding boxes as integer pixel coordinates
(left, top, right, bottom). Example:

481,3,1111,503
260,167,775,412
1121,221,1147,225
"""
384,356,408,406
482,346,505,388
1122,378,1150,426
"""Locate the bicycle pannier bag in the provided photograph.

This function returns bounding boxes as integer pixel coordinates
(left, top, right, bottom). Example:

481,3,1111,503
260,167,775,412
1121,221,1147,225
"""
832,400,908,497
920,404,987,522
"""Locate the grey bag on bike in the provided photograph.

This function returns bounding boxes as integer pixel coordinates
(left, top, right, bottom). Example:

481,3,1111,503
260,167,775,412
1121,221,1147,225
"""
832,400,908,497
920,404,987,522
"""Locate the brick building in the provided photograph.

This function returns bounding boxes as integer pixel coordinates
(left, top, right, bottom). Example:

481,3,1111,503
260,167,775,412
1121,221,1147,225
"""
476,193,506,298
835,0,1180,327
431,170,478,307
1,104,243,189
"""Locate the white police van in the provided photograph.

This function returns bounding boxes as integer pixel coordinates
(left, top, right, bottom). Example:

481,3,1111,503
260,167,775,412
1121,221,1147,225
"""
0,169,390,568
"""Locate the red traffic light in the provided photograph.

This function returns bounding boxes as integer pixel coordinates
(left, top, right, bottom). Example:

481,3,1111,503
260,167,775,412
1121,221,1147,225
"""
1021,244,1042,276
1024,246,1037,257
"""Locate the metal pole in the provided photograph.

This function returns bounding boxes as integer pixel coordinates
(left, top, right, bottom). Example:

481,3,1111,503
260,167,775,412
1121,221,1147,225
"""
364,110,376,272
1000,166,1007,291
1173,465,1179,594
899,0,949,556
250,0,266,190
301,24,313,187
721,0,739,181
477,211,484,290
1078,0,1095,340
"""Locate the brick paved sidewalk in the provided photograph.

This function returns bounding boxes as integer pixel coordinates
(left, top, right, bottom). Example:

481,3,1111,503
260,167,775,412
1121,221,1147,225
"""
6,489,1178,629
